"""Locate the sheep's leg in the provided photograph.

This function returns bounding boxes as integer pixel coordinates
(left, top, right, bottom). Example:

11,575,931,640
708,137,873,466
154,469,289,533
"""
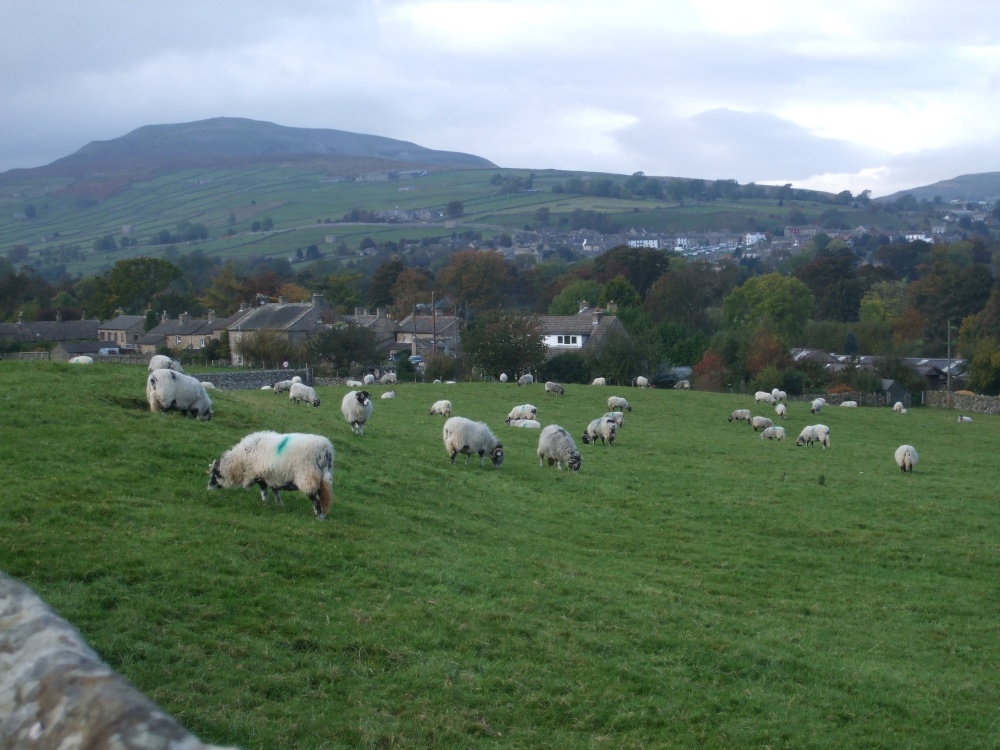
450,450,458,465
309,493,326,520
478,449,485,467
272,488,284,506
256,481,269,505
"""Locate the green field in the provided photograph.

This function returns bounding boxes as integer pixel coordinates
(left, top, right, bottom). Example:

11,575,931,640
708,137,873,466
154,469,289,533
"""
1,362,996,748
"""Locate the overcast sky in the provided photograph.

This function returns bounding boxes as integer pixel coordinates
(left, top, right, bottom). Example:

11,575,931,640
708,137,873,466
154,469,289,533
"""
3,1,1000,198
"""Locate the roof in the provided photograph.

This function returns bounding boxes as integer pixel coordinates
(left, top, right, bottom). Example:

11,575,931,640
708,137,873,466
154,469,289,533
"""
537,311,628,357
396,314,460,337
99,315,145,330
228,301,320,333
0,319,101,343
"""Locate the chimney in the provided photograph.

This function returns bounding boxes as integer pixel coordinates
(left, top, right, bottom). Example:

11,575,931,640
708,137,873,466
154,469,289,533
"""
207,309,215,323
115,307,125,316
592,310,602,327
160,310,168,322
17,311,24,325
55,310,62,322
377,307,385,318
355,307,362,317
311,293,325,310
578,299,589,314
179,312,189,324
606,300,618,314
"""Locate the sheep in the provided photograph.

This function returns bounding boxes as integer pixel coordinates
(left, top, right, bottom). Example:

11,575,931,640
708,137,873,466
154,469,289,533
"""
607,396,631,412
545,381,565,396
507,419,541,428
958,415,973,423
636,376,650,388
67,356,93,364
429,399,453,417
346,379,363,387
754,391,775,405
499,373,508,382
380,371,397,385
260,385,272,390
146,368,213,420
810,398,824,415
443,416,504,467
592,377,607,386
840,400,858,408
759,425,786,441
795,424,831,449
673,380,690,389
582,417,617,446
603,411,625,429
341,390,373,435
207,431,334,520
363,374,375,385
381,391,397,399
272,379,294,394
517,374,534,386
505,404,538,424
893,401,904,413
148,354,183,373
289,382,320,407
291,376,303,384
751,416,773,432
728,408,752,424
775,403,787,419
537,424,582,471
200,381,217,390
894,444,918,473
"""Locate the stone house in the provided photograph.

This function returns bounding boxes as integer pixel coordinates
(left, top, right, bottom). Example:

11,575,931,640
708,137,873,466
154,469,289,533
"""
227,294,328,366
537,303,629,360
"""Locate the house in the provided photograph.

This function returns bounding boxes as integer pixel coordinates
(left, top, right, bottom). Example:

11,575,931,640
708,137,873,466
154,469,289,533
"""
98,313,146,349
343,307,399,357
53,341,107,360
537,302,629,360
395,312,460,357
227,294,329,365
0,311,101,348
903,357,966,391
881,379,911,408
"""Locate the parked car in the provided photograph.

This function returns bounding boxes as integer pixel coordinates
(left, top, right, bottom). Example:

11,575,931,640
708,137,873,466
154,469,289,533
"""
408,355,424,365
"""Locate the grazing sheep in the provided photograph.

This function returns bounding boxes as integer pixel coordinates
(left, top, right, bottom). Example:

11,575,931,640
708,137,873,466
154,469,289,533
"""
363,374,375,385
607,396,632,412
728,408,752,424
759,425,786,441
346,379,363,387
272,379,294,394
795,424,831,449
603,411,625,429
505,404,538,424
958,415,973,423
582,417,617,446
499,373,508,383
67,356,93,364
289,382,320,407
545,381,565,396
893,401,904,413
673,380,690,389
840,400,858,408
894,444,918,473
148,354,183,373
291,376,303,384
200,381,216,390
517,373,534,386
751,416,774,432
341,390,373,435
592,377,607,386
636,376,650,388
381,390,397,399
775,403,787,419
146,369,213,420
429,399,452,417
507,419,542,428
380,371,397,384
443,416,504,467
537,424,582,471
810,398,824,415
207,431,334,520
754,391,775,405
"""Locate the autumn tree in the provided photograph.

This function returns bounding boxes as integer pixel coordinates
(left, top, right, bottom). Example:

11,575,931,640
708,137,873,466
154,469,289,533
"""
389,267,434,319
438,250,516,312
461,309,546,378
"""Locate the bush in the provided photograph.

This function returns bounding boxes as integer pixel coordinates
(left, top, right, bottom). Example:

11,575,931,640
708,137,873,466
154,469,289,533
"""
749,364,782,396
539,352,588,384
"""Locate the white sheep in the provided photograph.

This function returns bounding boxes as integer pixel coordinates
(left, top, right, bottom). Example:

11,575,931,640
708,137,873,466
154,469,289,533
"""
380,371,397,384
795,424,831,449
291,376,302,384
894,444,918,473
381,391,397,399
636,376,650,388
289,382,320,407
840,400,858,408
603,411,625,429
67,356,93,364
673,380,690,389
429,399,453,417
759,425,786,441
582,417,617,446
499,373,508,383
346,379,363,387
810,398,824,415
893,401,904,413
341,390,373,435
207,431,334,520
505,404,538,424
775,403,787,419
607,396,631,412
958,415,973,423
751,416,773,432
507,419,542,428
146,368,213,420
537,424,582,471
592,377,607,386
200,381,216,390
517,373,534,386
754,391,775,405
272,379,294,394
363,374,375,385
728,408,752,424
545,381,565,396
443,416,504,467
148,354,183,373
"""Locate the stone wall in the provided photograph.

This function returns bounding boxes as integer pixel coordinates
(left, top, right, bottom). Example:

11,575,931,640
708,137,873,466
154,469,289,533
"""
0,571,239,750
186,368,312,390
924,390,1000,414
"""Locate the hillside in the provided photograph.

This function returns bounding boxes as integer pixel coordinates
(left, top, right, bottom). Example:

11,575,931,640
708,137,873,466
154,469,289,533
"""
878,171,1000,204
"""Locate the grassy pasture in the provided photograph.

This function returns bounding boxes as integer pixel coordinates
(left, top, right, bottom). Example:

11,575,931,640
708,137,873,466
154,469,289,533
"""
1,361,997,748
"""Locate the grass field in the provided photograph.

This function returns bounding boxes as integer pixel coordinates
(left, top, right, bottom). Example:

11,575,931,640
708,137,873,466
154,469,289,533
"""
1,362,997,748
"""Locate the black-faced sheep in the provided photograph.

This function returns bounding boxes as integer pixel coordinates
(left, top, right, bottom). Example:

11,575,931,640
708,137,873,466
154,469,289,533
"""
894,444,918,473
545,381,565,396
607,396,631,412
148,354,183,374
673,380,690,389
289,382,320,407
603,411,625,429
582,417,616,446
443,416,504,467
429,399,452,417
958,415,973,423
537,424,582,471
207,431,334,519
810,398,825,414
505,404,538,424
341,390,373,435
795,424,831,449
381,390,397,399
146,369,213,420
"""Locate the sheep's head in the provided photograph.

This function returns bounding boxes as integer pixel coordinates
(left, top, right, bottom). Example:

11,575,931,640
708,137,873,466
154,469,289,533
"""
207,459,223,490
567,453,582,472
490,445,505,468
357,391,372,406
581,432,591,444
310,397,320,407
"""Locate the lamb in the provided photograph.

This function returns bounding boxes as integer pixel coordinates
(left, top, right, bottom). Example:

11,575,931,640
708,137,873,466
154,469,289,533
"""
381,390,397,399
775,403,787,419
363,374,375,385
759,425,786,441
592,377,607,386
603,411,625,429
517,373,534,386
894,444,918,473
545,381,565,396
68,356,93,364
148,354,183,373
289,382,320,407
728,408,752,424
499,373,508,383
607,396,632,412
146,368,213,420
754,391,775,405
795,424,831,449
505,404,538,424
636,376,650,388
958,415,973,423
751,416,774,432
380,371,397,384
341,390,373,435
840,400,858,408
537,424,582,471
582,417,617,446
893,401,904,413
507,419,542,428
429,399,452,417
207,431,334,520
673,380,690,389
443,416,504,467
810,398,824,414
272,379,294,394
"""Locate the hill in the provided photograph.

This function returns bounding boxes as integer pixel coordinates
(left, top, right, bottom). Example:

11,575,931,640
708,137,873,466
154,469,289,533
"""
878,171,1000,204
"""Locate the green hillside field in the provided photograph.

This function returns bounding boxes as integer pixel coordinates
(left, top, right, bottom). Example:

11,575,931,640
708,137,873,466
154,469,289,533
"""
1,361,995,748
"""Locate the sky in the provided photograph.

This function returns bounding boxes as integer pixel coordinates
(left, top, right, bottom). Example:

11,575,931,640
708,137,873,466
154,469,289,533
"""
3,1,1000,198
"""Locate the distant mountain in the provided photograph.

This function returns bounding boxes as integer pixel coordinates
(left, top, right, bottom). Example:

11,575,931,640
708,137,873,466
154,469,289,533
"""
878,172,1000,204
0,117,495,195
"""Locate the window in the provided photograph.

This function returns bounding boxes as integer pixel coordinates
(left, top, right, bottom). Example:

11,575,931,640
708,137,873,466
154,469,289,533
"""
556,335,578,345
176,336,182,345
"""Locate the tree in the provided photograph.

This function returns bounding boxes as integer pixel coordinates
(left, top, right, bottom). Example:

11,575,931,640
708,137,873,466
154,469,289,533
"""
722,274,814,342
308,323,380,374
461,309,546,378
535,207,551,226
446,200,464,219
548,280,601,315
105,258,184,315
238,329,303,368
437,250,515,312
24,204,37,219
7,245,29,263
368,256,405,308
389,267,434,319
599,275,641,309
592,245,670,299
